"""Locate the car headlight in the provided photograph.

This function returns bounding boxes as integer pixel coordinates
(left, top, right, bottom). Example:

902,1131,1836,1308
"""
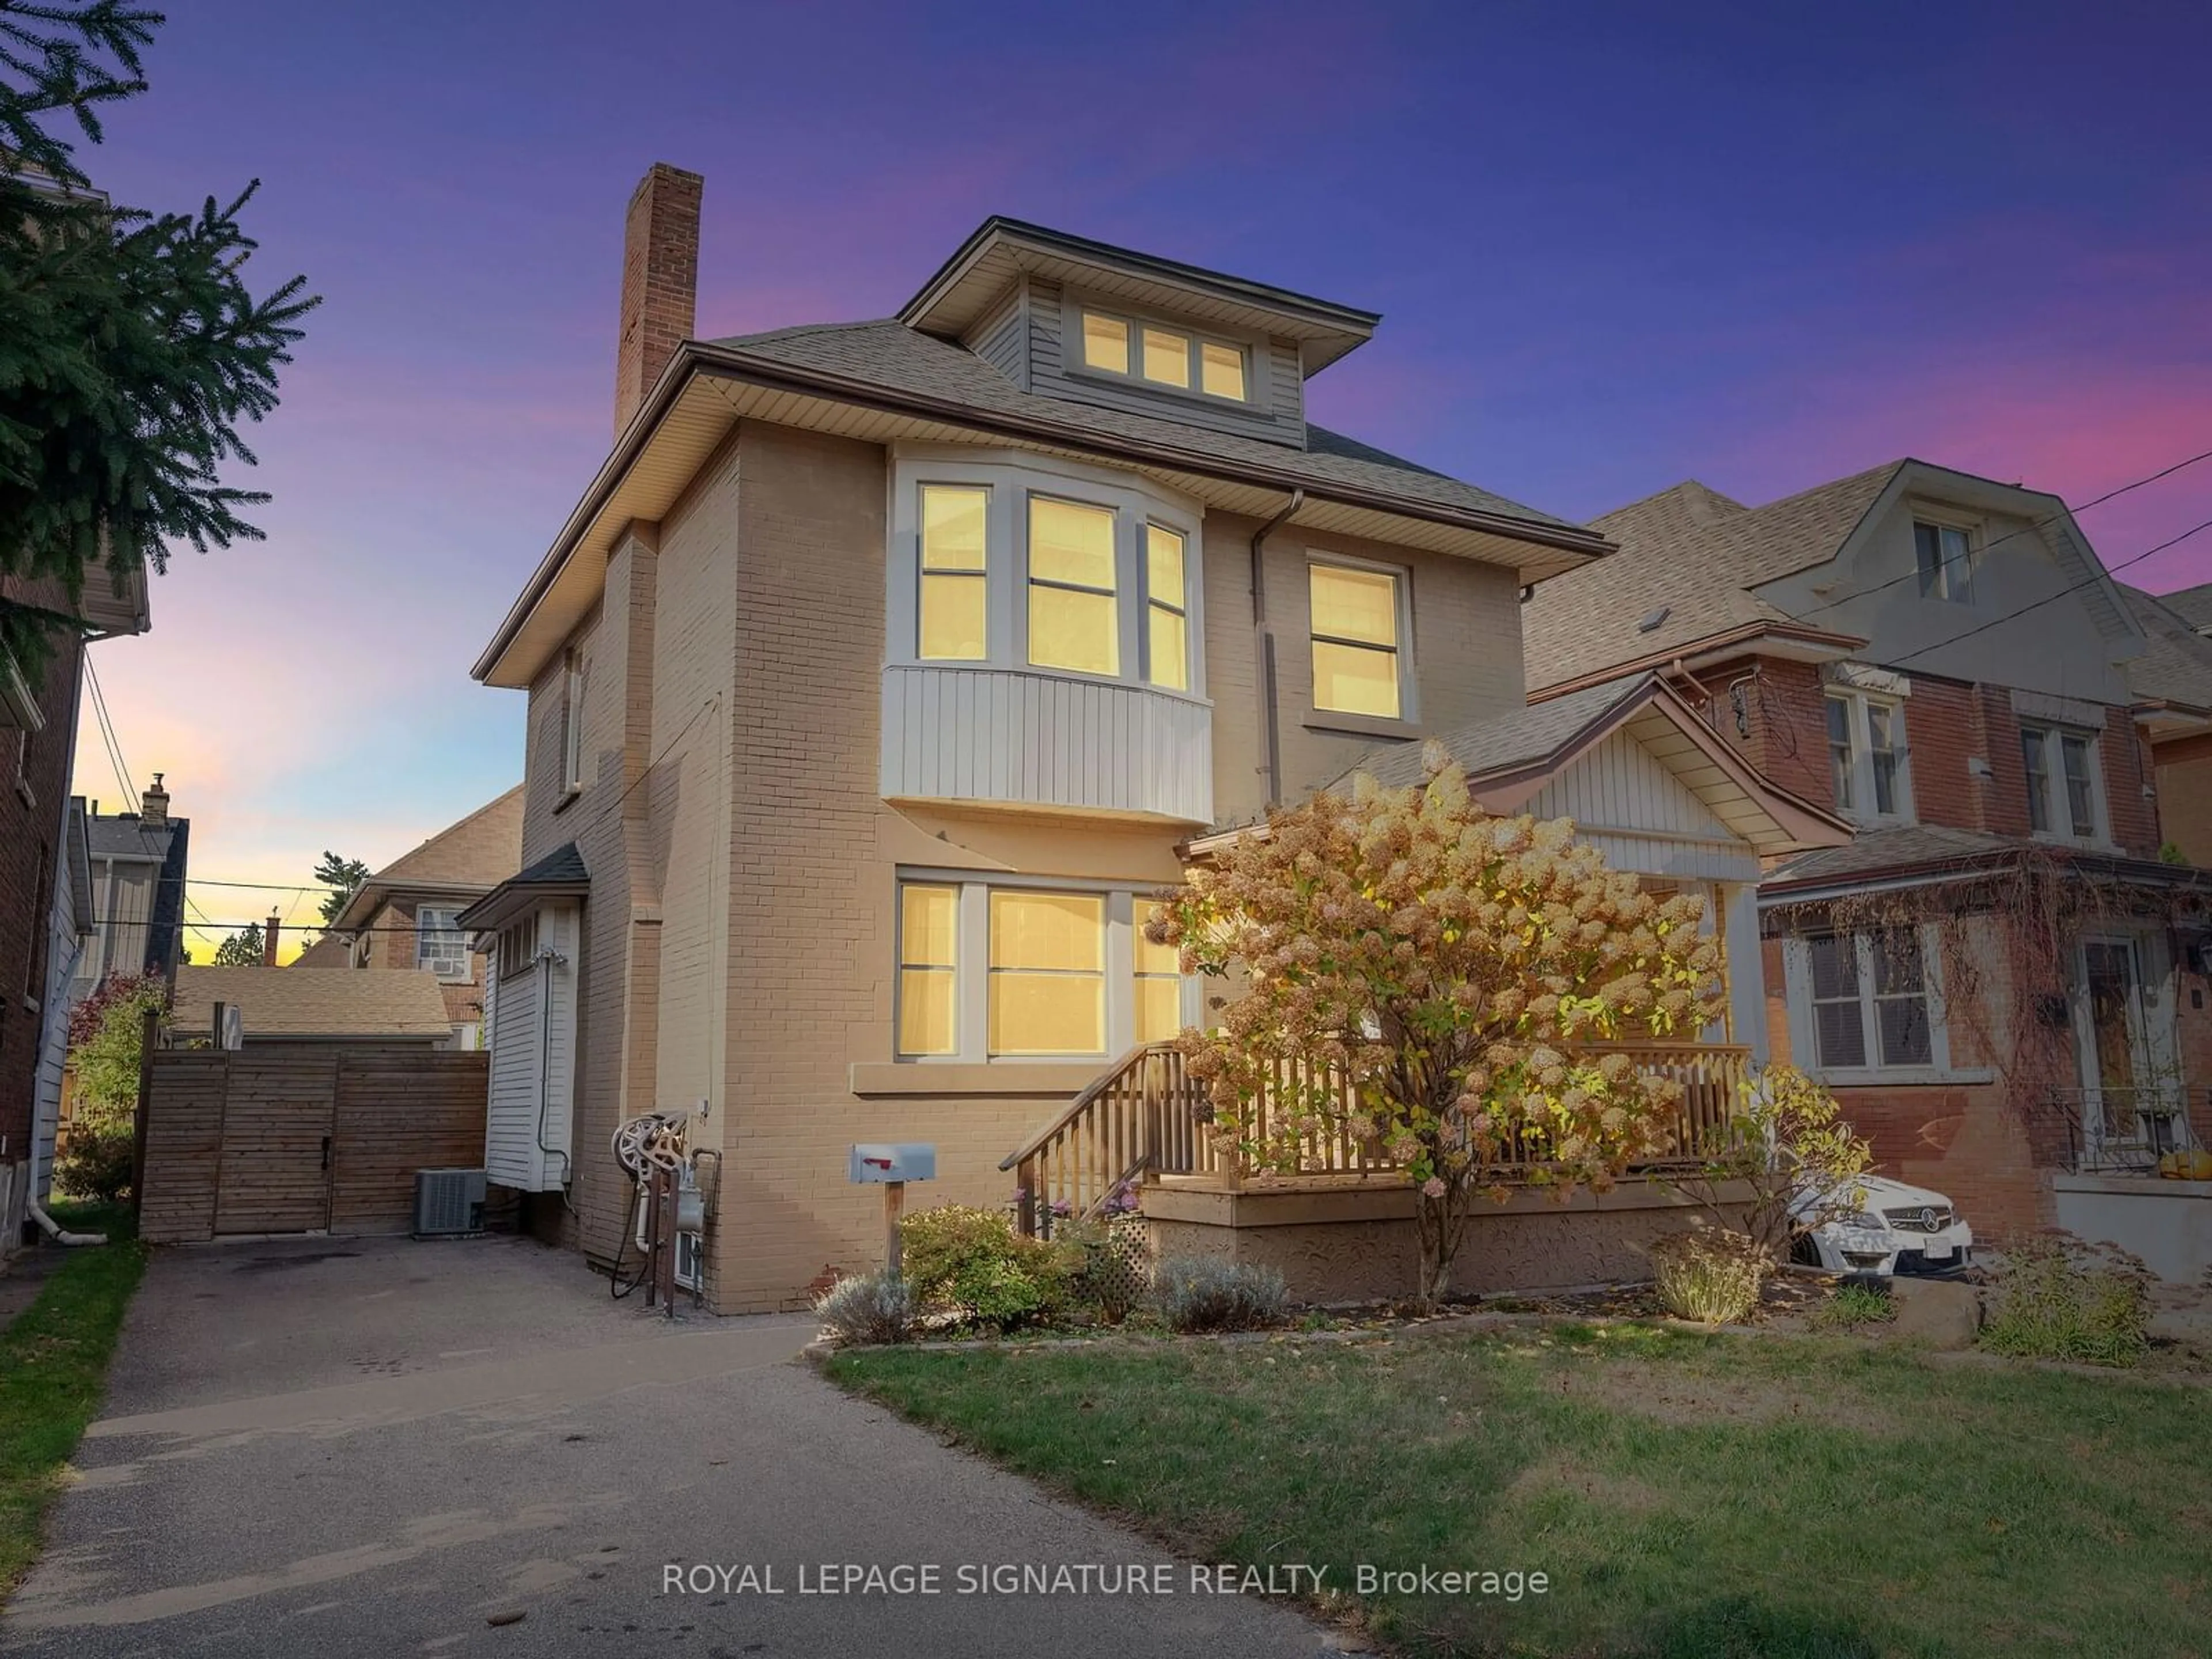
1838,1211,1889,1235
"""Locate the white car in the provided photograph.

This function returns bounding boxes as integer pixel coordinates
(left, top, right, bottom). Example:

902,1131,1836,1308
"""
1793,1175,1974,1276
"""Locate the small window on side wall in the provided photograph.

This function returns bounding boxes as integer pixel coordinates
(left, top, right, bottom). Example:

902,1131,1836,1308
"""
1914,520,1975,603
1308,562,1405,719
560,651,588,793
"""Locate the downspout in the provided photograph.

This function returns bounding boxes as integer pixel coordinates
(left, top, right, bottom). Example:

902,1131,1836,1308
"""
1249,488,1304,810
30,1202,105,1247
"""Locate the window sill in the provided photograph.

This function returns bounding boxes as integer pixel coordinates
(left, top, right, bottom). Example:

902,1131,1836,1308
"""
888,660,1211,709
1811,1066,1995,1089
849,1060,1107,1099
1303,710,1422,742
552,785,583,816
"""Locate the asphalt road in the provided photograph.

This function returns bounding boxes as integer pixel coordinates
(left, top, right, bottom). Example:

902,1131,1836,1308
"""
3,1234,1323,1657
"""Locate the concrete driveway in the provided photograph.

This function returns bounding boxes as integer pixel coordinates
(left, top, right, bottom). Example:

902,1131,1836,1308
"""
3,1236,1321,1657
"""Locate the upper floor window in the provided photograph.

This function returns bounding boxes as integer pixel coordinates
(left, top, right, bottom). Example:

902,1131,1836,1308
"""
418,907,470,981
892,453,1202,696
1825,690,1911,821
1077,307,1249,403
1309,560,1408,719
560,650,588,793
2021,723,2101,840
1914,520,1975,604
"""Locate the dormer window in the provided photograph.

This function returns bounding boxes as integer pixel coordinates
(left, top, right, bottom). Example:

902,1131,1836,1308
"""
1076,306,1250,404
1914,519,1975,603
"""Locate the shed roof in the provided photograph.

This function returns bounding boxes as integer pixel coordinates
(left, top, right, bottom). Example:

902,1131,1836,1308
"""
171,966,452,1041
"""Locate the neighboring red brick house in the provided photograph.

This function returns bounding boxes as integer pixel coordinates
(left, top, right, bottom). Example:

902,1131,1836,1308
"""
3,564,150,1249
327,786,523,1048
1523,460,2212,1273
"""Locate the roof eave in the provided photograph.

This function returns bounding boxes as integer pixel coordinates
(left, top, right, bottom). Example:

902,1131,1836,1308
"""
475,343,1616,687
1529,622,1866,702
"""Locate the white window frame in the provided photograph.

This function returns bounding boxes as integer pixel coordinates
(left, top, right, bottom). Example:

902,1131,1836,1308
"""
892,872,1196,1064
2020,722,2107,845
1912,516,1977,604
1824,688,1913,824
1783,924,1979,1084
416,906,471,982
1067,298,1256,406
559,650,588,795
1306,554,1415,724
887,449,1206,698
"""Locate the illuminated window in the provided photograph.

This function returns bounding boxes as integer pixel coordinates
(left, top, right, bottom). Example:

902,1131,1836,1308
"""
1028,497,1119,676
896,884,959,1056
1133,899,1183,1043
989,891,1105,1055
1075,308,1249,403
918,485,989,660
1308,562,1404,718
1145,524,1188,691
1080,312,1130,375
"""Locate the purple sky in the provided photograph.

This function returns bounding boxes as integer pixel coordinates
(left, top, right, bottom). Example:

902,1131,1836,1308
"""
66,1,2212,952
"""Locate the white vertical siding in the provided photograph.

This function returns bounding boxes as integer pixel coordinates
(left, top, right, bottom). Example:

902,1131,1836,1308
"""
483,903,579,1191
881,664,1211,823
1527,732,1760,883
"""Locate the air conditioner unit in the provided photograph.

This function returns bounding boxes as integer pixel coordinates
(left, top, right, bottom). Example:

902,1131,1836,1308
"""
414,1168,488,1237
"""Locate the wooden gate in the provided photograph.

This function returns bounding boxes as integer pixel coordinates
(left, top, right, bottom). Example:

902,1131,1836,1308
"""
139,1044,488,1243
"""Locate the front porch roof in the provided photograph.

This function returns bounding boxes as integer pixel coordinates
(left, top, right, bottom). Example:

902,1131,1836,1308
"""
1330,672,1854,860
1759,823,2212,907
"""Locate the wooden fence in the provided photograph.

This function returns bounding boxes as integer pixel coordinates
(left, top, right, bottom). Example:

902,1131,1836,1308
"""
141,1044,488,1244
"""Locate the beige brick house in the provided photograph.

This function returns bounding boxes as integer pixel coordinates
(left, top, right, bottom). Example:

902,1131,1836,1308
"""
328,785,522,1047
462,166,1844,1310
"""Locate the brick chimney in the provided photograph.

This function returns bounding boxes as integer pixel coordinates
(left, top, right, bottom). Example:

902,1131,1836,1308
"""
263,911,280,967
613,162,703,440
140,771,168,825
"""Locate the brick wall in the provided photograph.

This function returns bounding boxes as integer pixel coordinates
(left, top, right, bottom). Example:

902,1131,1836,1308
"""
1,634,82,1233
2101,704,2160,859
1683,654,1834,810
2150,733,2212,866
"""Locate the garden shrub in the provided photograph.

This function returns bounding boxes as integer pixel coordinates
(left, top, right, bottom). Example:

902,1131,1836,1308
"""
899,1204,1070,1331
815,1271,915,1347
1152,1255,1287,1333
1810,1280,1896,1331
1649,1228,1767,1325
1980,1232,2152,1368
58,972,168,1202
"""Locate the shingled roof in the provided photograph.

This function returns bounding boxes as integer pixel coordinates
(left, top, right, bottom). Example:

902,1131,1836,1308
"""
707,320,1582,535
331,785,524,932
172,965,451,1041
2119,584,2212,714
1522,463,1903,690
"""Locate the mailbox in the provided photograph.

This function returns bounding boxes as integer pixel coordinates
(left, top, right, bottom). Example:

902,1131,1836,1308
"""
849,1143,935,1183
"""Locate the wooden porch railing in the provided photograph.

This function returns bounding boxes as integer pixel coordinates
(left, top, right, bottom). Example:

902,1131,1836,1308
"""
1001,1039,1753,1236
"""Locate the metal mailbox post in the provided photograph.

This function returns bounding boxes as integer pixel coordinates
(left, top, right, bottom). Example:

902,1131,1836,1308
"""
849,1143,936,1276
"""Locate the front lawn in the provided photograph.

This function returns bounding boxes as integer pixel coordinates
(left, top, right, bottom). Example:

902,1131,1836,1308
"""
0,1204,146,1601
829,1326,2209,1658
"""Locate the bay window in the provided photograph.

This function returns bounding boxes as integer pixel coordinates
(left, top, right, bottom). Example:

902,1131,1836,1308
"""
2020,723,2101,840
891,453,1203,696
1824,689,1911,822
1309,560,1407,719
895,876,1191,1061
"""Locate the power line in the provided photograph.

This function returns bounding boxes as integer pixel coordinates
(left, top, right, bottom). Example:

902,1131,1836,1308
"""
80,652,137,806
1790,445,2212,624
1889,515,2212,669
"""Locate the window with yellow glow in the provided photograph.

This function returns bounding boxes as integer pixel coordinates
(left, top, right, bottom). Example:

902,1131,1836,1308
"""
918,485,988,660
1133,900,1183,1043
1145,524,1188,691
1200,341,1246,401
1141,327,1190,388
988,891,1105,1055
1028,497,1119,676
1080,312,1130,375
1309,562,1404,718
896,884,959,1055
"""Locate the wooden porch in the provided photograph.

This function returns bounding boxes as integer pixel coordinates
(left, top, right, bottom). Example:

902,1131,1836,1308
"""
1001,1039,1752,1237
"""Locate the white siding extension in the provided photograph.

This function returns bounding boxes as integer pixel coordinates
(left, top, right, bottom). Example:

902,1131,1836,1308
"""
880,663,1213,824
484,903,579,1192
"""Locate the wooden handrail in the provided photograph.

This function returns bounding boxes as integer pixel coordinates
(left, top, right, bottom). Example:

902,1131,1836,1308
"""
998,1043,1166,1172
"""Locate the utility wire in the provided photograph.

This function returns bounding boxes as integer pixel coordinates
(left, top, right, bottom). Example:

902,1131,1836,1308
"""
1888,516,2212,668
81,652,137,806
1787,445,2212,624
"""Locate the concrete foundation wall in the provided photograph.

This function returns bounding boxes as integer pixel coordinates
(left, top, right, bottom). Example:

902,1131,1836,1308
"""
2052,1175,2212,1283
